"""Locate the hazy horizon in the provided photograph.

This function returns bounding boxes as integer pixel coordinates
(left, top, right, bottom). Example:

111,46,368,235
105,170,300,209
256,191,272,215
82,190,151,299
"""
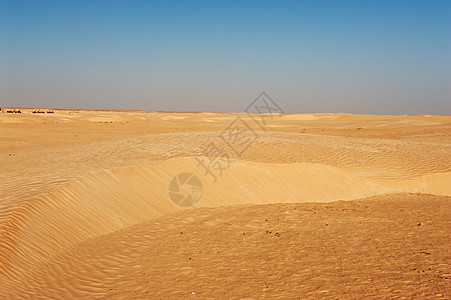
1,0,450,115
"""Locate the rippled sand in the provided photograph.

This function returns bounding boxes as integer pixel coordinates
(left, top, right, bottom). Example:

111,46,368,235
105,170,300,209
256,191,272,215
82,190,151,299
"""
1,109,450,298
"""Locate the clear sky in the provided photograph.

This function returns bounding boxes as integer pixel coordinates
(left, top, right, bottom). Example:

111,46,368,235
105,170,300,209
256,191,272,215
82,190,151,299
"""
1,0,450,114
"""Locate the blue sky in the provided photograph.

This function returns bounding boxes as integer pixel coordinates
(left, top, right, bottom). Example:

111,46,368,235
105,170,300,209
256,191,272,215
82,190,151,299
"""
1,0,450,114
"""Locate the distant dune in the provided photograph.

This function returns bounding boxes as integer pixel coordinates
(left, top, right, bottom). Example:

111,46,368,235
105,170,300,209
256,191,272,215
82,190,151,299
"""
1,110,450,298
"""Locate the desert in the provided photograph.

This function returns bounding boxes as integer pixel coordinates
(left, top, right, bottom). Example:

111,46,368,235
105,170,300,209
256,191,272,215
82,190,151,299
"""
1,1,451,298
0,109,450,298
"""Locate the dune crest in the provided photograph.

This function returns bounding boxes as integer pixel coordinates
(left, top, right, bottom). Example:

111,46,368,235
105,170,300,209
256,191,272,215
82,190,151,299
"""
1,156,450,279
1,111,450,298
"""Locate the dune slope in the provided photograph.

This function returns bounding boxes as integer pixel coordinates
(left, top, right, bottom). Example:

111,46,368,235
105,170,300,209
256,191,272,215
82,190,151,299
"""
0,111,450,298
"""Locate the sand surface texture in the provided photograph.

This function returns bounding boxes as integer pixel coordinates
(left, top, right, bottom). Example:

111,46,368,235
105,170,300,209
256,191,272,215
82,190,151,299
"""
0,110,450,299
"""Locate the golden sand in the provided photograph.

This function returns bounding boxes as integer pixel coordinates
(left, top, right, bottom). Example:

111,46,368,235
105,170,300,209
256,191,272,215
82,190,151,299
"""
0,109,450,298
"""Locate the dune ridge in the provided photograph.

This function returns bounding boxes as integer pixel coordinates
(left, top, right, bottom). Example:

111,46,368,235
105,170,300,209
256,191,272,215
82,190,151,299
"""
1,111,450,298
2,193,450,299
1,157,450,280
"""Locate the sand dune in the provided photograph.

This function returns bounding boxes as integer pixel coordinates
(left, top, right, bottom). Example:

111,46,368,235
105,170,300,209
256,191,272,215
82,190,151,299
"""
2,194,450,298
1,110,450,298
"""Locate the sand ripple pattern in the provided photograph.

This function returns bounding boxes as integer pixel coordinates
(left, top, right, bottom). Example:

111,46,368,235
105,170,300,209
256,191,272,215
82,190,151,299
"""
1,112,450,298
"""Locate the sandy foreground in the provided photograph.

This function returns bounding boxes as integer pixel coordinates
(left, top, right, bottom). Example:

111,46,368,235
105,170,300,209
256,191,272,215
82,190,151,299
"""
0,109,450,299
